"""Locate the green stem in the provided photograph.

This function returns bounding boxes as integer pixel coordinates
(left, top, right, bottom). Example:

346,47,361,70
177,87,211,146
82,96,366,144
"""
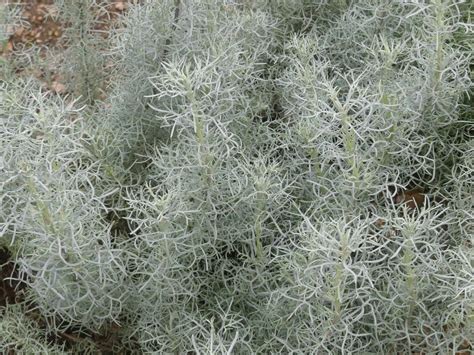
27,178,56,234
254,190,266,260
433,0,446,90
402,241,417,323
331,94,359,179
308,146,321,177
332,232,349,322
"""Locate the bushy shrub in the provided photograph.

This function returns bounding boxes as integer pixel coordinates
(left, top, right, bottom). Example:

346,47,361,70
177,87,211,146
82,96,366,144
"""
0,304,67,354
1,0,472,353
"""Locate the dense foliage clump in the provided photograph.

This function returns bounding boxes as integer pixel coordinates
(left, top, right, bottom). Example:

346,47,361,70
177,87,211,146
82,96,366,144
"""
0,0,472,353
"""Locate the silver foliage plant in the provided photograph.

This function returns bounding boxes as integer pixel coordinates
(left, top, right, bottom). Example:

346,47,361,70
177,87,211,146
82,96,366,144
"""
0,0,472,353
